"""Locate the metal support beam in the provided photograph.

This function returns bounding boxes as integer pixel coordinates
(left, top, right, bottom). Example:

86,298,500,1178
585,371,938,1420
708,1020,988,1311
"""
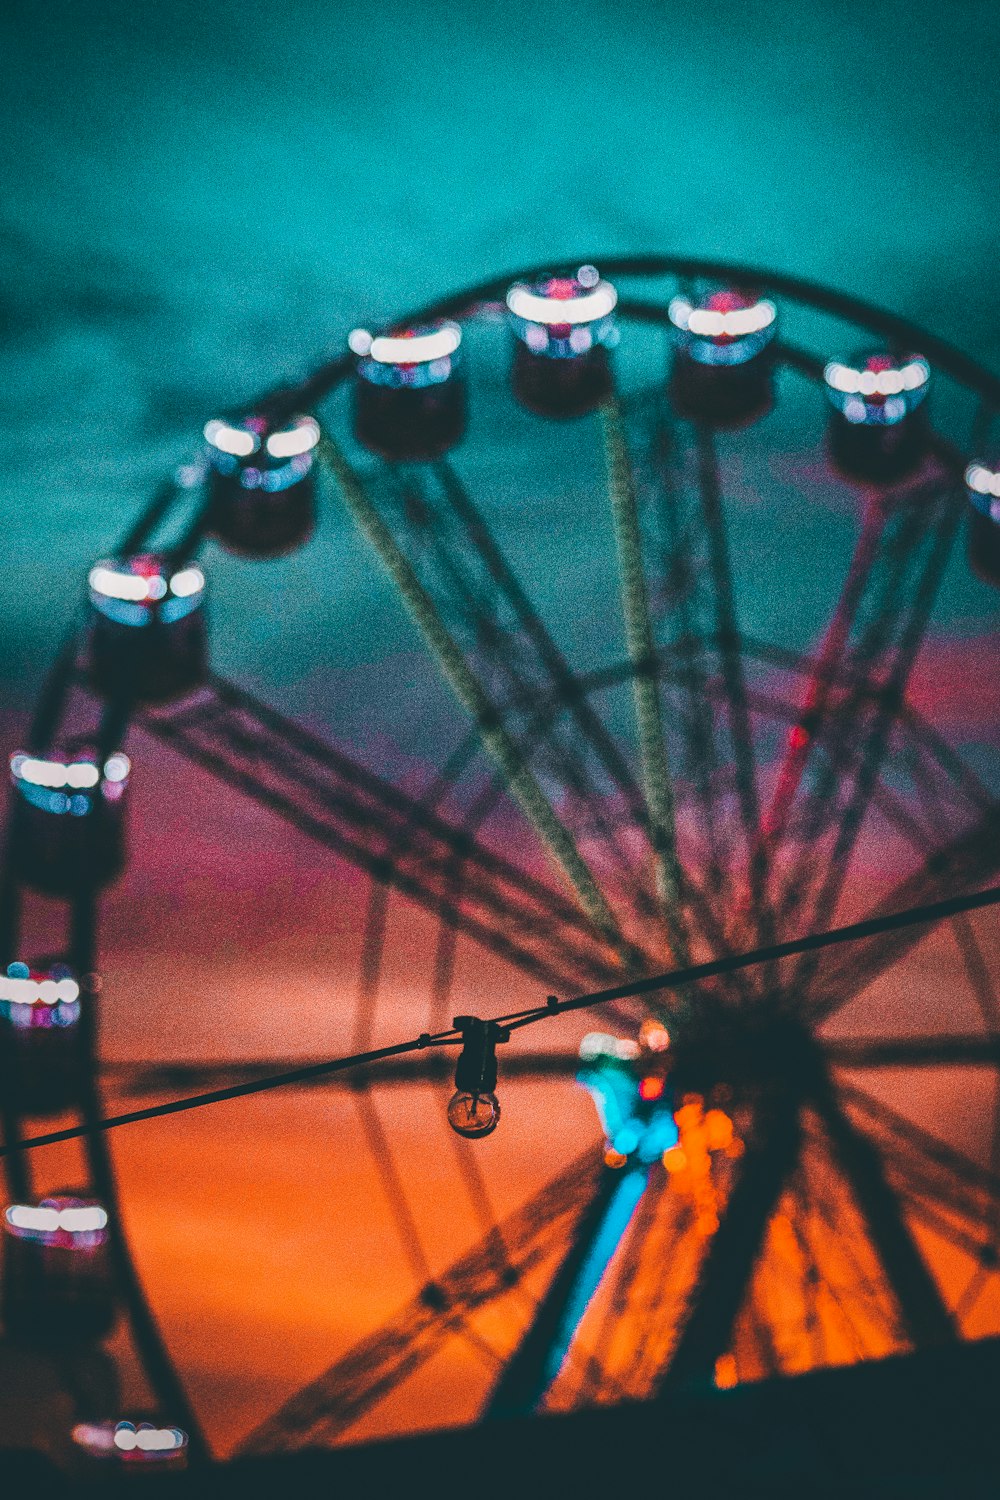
603,402,688,962
816,1085,956,1349
323,435,629,961
655,1096,802,1392
486,1163,649,1417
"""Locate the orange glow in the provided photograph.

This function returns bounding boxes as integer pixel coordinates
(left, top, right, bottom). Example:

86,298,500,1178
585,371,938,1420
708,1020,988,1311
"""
662,1145,687,1174
604,1148,628,1170
714,1353,738,1389
638,1075,665,1101
769,1213,798,1258
663,1095,743,1240
704,1109,734,1151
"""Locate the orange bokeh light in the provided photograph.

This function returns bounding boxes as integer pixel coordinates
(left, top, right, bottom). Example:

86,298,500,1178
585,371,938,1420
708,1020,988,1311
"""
704,1109,734,1151
662,1145,688,1174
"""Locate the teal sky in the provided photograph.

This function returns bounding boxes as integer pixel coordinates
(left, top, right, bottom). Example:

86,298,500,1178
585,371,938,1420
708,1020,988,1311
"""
1,0,999,694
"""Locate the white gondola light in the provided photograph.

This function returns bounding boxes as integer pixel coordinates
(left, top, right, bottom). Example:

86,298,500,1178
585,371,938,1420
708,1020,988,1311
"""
73,1420,189,1463
89,556,205,627
0,961,80,1025
355,323,461,365
203,419,259,458
668,290,777,366
824,352,930,425
115,1424,188,1455
205,415,320,490
965,459,1000,501
352,321,462,386
966,458,1000,585
265,421,322,459
10,750,129,814
966,463,1000,510
5,1197,109,1246
506,281,618,328
507,267,618,357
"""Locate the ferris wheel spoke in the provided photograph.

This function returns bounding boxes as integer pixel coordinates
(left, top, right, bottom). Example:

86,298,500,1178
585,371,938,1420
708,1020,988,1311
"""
792,1166,906,1355
779,1198,833,1369
348,878,390,1056
567,1168,670,1403
377,460,663,935
768,479,961,955
870,1063,1000,1276
654,1096,803,1391
238,1147,605,1454
623,399,766,935
400,461,668,951
898,702,996,818
323,437,634,965
825,1036,1000,1068
353,1091,436,1287
893,1183,998,1268
602,401,689,963
736,1287,784,1380
805,806,1000,1027
486,1158,658,1418
652,501,735,906
690,426,773,950
0,873,33,1204
433,459,665,885
622,1197,703,1398
812,1081,955,1347
836,1080,1000,1233
952,1263,996,1325
65,890,212,1463
757,497,887,859
141,678,621,992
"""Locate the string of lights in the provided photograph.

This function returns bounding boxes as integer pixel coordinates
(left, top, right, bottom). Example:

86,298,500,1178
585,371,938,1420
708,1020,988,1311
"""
1,883,997,1158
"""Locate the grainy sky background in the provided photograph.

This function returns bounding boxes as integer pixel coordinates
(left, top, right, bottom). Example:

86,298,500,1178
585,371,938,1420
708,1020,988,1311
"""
0,0,998,1461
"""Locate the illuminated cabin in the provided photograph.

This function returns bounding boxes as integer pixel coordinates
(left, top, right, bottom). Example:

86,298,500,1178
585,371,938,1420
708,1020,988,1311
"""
965,460,1000,586
668,288,777,426
88,553,206,702
205,413,320,556
2,1192,116,1343
72,1416,189,1472
0,960,84,1116
351,321,465,460
824,349,931,482
8,746,130,896
506,266,618,418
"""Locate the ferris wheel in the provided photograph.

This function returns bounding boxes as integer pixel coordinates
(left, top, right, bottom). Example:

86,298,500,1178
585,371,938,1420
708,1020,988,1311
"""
1,255,998,1472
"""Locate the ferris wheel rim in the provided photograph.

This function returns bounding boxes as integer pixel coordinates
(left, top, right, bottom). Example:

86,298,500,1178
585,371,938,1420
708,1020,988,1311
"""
4,249,999,1459
270,253,1000,424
